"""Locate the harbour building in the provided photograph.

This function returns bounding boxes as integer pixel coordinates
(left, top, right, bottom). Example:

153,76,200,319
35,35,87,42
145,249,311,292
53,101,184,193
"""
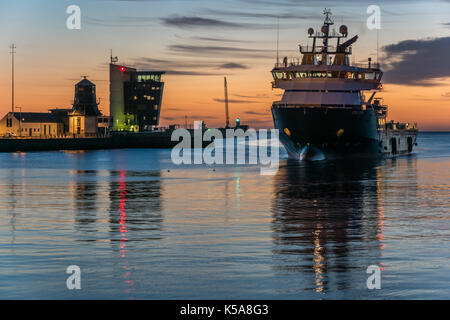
110,62,165,132
68,77,102,137
0,77,109,138
0,112,64,138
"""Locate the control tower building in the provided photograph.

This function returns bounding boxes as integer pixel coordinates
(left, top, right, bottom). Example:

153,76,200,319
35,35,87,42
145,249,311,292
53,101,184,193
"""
110,58,165,132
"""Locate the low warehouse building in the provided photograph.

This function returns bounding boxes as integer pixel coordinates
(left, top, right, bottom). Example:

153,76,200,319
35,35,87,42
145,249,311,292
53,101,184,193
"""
0,112,64,138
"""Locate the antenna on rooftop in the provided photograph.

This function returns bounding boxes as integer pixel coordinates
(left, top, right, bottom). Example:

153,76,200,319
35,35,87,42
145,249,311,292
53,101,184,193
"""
110,49,119,64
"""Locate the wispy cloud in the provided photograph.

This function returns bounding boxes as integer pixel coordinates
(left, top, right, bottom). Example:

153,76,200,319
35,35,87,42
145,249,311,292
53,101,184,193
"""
243,110,269,115
85,16,156,27
165,70,219,76
161,16,244,28
129,57,249,75
168,44,273,58
213,98,261,104
204,8,313,20
217,63,248,69
192,36,250,43
160,14,275,30
233,93,270,99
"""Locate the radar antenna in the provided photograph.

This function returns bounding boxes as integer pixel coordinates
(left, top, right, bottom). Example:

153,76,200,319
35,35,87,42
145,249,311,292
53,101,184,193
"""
321,8,334,63
300,9,355,66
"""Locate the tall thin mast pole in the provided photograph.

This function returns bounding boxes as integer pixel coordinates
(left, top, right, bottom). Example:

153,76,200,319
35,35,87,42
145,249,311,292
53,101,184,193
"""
376,28,379,68
224,77,230,128
276,18,280,66
10,44,16,114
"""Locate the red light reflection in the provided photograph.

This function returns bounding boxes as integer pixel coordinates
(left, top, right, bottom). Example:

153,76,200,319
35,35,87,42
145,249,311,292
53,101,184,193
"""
117,170,134,296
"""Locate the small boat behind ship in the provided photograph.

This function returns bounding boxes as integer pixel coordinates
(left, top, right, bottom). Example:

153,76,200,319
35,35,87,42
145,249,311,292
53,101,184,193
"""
271,9,418,160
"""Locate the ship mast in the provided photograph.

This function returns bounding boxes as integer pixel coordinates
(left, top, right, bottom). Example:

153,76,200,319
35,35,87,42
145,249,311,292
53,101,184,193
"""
321,8,333,64
301,9,353,66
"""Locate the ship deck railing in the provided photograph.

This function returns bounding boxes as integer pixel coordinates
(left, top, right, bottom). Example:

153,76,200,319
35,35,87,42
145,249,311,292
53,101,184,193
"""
273,60,380,70
273,103,376,110
385,122,418,131
298,45,352,55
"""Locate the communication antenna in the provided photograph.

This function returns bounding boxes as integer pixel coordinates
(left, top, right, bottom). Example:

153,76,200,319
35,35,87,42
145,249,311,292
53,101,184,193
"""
10,44,16,113
110,49,119,64
276,17,280,66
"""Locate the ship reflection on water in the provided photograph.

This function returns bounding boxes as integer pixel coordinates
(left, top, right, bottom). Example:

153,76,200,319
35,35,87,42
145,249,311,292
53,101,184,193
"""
1,135,449,299
271,158,418,295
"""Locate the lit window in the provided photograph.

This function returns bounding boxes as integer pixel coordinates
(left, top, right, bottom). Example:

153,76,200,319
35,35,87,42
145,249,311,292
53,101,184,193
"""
365,72,376,80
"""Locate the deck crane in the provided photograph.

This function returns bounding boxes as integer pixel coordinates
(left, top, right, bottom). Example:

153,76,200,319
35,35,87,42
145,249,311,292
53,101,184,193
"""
224,77,230,129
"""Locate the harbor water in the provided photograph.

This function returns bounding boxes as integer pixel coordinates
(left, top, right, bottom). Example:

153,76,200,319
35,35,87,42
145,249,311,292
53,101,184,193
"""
0,132,449,299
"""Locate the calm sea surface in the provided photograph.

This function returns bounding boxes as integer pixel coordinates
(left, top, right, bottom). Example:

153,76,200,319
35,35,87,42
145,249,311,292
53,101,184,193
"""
0,132,449,299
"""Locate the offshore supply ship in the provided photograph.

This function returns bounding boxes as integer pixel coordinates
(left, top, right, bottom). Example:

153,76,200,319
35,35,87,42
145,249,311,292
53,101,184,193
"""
271,9,418,160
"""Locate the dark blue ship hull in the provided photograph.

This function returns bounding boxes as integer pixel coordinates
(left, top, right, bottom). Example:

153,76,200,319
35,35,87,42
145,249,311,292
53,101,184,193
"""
272,106,383,160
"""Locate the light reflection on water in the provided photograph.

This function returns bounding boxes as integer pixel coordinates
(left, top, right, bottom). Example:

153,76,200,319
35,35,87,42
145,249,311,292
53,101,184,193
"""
0,133,449,299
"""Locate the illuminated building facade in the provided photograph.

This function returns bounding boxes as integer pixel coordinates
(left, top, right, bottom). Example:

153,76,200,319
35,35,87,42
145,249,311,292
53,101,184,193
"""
68,77,101,137
110,63,165,132
0,112,64,137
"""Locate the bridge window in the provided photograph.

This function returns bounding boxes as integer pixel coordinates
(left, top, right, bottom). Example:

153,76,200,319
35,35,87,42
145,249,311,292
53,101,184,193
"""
345,72,355,79
295,72,308,78
365,72,376,80
272,72,287,80
310,71,327,78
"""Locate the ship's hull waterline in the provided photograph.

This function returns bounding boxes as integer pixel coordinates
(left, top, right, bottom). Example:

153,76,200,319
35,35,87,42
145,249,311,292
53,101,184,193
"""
272,106,418,160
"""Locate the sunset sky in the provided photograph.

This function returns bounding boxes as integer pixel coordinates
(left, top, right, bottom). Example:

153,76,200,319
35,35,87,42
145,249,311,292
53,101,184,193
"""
0,0,449,130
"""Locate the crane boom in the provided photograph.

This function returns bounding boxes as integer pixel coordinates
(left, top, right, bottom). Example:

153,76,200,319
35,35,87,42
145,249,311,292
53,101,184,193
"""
224,77,230,128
